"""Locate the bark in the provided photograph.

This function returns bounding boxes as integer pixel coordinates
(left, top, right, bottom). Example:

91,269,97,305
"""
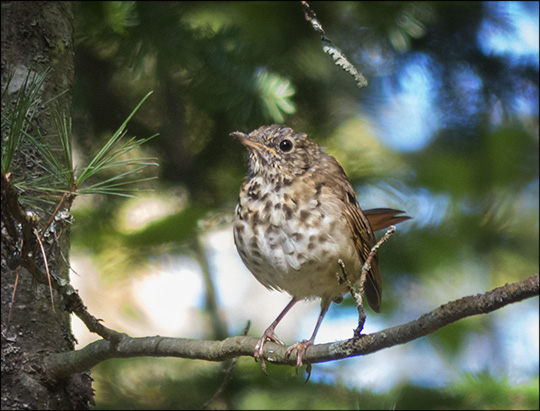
1,2,93,409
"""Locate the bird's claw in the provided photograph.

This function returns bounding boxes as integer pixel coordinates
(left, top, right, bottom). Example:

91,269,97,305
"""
286,339,314,380
254,329,285,373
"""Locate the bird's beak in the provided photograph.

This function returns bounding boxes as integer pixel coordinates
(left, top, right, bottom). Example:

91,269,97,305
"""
231,131,276,155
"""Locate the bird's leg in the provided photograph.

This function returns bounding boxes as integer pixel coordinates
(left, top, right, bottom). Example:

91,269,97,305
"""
286,298,331,380
255,297,299,373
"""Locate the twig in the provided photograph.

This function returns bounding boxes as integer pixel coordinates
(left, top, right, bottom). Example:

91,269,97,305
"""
355,225,396,337
300,1,368,88
19,256,128,345
7,268,21,325
337,226,397,336
337,259,366,333
39,192,70,242
34,227,55,311
358,225,396,300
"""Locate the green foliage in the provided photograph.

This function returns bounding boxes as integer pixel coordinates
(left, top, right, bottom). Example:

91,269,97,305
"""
255,68,296,123
2,71,158,207
1,67,53,174
73,92,158,196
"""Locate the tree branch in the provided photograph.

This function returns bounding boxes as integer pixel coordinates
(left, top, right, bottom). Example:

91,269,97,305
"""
42,274,538,382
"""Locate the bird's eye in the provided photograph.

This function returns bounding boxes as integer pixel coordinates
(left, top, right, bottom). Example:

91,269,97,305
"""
279,139,293,152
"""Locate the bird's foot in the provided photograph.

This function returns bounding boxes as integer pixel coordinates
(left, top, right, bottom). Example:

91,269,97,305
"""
254,328,285,373
286,339,314,381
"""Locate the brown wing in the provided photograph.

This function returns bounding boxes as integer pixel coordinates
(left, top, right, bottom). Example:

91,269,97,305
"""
364,208,411,231
342,189,383,312
317,154,411,313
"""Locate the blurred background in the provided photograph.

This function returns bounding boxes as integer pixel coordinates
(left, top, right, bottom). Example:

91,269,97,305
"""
69,1,538,409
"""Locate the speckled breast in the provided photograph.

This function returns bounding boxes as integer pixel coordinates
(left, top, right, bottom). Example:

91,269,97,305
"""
233,174,361,300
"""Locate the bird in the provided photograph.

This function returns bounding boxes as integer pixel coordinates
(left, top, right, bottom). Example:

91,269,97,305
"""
231,124,410,373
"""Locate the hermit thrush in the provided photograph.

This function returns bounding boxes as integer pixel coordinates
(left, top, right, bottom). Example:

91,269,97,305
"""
232,125,409,372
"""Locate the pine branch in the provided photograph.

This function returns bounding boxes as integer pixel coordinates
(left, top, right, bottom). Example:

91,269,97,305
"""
3,73,159,207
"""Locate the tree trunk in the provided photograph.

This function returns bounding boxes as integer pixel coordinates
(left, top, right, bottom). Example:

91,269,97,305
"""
1,2,93,409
